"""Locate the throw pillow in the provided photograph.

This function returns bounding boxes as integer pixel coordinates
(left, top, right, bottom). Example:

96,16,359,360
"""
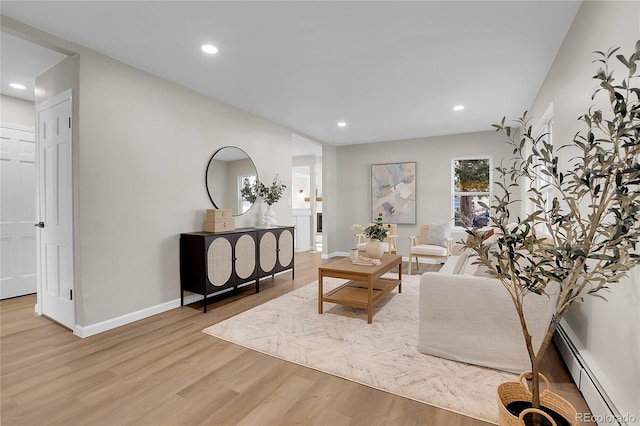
465,226,495,244
473,265,494,277
462,253,481,275
452,249,477,274
426,221,452,247
452,251,469,274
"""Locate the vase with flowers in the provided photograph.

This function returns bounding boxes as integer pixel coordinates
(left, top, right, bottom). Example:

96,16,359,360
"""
257,174,286,226
351,213,389,259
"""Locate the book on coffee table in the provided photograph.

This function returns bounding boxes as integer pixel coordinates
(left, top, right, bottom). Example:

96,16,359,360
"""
351,256,382,266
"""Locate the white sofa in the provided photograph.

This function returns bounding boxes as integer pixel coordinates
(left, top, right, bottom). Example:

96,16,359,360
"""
418,247,558,374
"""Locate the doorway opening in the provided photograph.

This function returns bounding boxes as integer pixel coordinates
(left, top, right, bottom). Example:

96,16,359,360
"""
291,135,323,253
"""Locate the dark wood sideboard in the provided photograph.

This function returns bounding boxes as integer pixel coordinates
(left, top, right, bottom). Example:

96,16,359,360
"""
180,226,295,312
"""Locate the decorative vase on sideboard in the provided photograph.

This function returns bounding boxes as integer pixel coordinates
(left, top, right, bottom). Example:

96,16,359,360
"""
365,238,384,259
264,204,277,226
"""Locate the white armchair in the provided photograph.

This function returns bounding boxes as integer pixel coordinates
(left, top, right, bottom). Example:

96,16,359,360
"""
356,223,398,254
407,224,452,274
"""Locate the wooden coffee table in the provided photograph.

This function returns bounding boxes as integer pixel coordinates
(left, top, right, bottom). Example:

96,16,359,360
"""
318,253,402,324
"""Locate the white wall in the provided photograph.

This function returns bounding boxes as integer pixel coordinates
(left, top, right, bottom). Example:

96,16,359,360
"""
292,164,311,209
13,18,295,328
0,94,35,126
333,130,513,257
322,144,338,256
525,1,639,421
73,48,293,326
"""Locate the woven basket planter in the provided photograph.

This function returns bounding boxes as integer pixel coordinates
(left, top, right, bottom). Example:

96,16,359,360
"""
497,372,577,426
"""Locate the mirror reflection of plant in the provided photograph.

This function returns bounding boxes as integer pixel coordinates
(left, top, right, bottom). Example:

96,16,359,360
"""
258,174,287,206
240,177,258,203
465,42,640,417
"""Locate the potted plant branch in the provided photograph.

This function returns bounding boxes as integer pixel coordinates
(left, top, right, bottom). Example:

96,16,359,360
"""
465,42,640,426
257,174,286,206
257,174,286,226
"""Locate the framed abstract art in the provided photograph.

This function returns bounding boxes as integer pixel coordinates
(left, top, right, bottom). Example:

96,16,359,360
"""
371,162,416,224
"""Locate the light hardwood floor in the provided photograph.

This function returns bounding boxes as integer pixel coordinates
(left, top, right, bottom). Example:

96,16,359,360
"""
1,252,593,426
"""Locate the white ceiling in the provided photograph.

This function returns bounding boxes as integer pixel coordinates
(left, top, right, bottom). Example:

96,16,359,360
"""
1,1,581,146
1,32,67,100
292,134,322,157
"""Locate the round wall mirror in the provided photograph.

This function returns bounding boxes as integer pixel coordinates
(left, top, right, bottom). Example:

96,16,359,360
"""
205,146,258,216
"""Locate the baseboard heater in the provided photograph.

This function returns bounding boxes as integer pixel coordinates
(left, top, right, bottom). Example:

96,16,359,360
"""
554,325,627,425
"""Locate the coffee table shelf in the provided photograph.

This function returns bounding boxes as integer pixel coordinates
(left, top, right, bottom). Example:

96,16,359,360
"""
318,253,402,324
322,278,401,309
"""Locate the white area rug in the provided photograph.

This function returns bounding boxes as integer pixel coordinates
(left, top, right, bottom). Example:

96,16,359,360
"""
203,274,516,424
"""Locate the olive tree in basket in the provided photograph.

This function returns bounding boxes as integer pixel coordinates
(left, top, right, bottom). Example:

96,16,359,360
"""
465,41,640,420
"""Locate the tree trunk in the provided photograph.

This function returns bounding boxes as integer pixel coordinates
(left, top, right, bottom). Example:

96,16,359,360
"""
527,327,557,426
460,195,473,226
531,360,542,425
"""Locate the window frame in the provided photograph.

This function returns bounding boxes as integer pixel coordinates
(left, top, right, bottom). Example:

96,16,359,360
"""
527,103,554,224
238,174,257,214
533,118,554,228
536,119,553,198
451,156,493,229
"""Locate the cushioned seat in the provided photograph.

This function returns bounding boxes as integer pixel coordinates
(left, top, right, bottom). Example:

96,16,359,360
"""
408,223,452,274
409,245,448,256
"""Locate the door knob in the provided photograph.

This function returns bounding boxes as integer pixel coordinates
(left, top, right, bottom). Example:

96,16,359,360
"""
34,222,45,228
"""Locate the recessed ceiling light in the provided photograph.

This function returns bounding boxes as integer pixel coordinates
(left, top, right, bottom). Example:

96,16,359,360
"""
337,121,347,127
453,105,465,111
201,44,219,54
9,83,27,90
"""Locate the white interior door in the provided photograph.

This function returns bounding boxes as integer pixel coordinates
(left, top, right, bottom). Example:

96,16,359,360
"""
36,90,75,330
0,123,37,299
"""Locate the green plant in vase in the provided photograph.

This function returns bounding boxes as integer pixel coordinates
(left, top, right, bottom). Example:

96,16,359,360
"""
257,174,287,226
352,213,390,258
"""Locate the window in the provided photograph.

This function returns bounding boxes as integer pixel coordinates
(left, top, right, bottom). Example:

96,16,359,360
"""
531,118,554,234
239,174,257,214
535,119,554,213
452,158,492,227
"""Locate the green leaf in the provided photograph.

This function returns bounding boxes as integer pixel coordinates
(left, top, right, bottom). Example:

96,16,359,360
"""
617,54,629,67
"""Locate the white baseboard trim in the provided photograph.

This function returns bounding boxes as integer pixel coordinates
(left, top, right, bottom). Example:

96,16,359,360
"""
72,275,293,338
329,251,347,258
73,294,201,338
326,251,357,258
554,323,630,425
